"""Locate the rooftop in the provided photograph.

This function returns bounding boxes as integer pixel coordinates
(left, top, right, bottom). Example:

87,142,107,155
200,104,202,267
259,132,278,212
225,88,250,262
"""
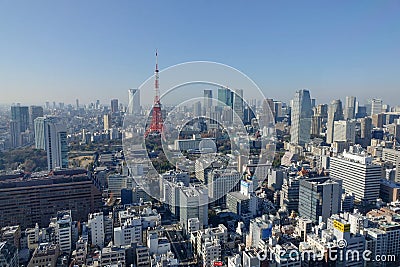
0,169,90,189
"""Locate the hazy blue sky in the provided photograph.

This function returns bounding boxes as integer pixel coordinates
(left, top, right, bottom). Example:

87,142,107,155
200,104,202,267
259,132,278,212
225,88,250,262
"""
0,1,399,106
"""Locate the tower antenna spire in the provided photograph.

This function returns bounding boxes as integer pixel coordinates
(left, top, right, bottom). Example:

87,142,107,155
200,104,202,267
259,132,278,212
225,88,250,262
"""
154,49,160,103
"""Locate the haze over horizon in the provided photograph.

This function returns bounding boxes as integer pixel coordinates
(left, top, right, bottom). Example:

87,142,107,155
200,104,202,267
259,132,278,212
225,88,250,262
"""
1,1,399,106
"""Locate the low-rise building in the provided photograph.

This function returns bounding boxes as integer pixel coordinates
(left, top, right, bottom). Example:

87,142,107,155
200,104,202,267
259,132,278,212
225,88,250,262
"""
27,243,59,267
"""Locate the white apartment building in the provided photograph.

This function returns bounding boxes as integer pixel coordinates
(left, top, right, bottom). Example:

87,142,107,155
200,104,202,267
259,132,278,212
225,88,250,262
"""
88,212,105,248
113,218,142,246
53,210,72,254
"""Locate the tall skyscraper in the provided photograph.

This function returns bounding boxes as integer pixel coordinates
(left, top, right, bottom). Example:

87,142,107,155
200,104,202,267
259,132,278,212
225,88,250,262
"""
264,98,275,123
34,117,68,170
233,89,244,122
128,89,141,115
369,98,383,115
9,121,20,148
29,106,44,130
359,117,372,147
218,87,233,108
203,89,213,116
311,115,323,136
326,99,344,144
315,104,328,118
333,120,356,143
290,89,312,146
104,114,111,131
11,105,29,132
10,105,29,148
46,121,68,171
193,101,202,117
243,105,255,125
344,96,356,120
110,99,119,113
355,104,368,119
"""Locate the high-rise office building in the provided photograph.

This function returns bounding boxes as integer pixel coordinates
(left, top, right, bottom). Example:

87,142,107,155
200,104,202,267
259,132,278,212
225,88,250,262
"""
369,98,383,115
372,113,385,128
333,120,356,143
104,114,111,131
326,99,344,144
330,147,382,202
11,105,29,133
311,115,323,136
355,104,368,119
110,99,119,113
218,87,233,108
280,176,300,212
203,89,213,116
48,123,68,170
359,117,372,147
290,89,312,146
274,101,283,121
344,96,356,120
34,117,47,149
34,117,68,170
315,104,328,118
0,169,102,229
193,101,202,117
261,98,275,126
29,106,43,130
298,177,342,223
128,89,141,115
9,121,20,148
10,105,29,147
243,105,256,125
233,89,244,122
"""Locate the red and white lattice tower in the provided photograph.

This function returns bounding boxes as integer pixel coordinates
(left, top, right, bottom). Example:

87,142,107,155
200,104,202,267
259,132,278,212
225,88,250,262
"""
145,51,163,137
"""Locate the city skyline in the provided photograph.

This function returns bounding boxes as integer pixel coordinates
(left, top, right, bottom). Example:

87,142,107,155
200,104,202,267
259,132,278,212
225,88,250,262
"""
2,2,400,267
1,1,399,105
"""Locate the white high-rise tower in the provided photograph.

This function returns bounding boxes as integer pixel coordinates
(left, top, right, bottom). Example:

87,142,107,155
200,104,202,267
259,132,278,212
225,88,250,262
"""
290,89,312,146
128,88,140,115
34,116,68,170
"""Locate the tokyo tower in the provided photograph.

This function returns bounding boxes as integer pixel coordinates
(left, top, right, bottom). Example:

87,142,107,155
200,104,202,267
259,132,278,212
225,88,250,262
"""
145,51,163,137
